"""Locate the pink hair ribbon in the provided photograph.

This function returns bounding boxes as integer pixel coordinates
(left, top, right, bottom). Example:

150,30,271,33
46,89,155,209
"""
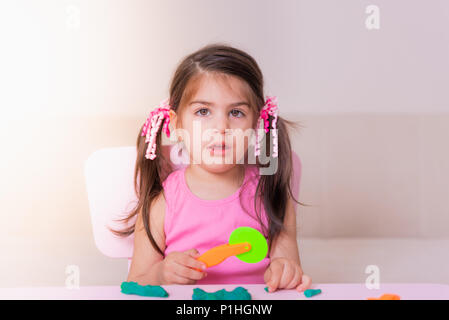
255,95,279,158
141,98,174,160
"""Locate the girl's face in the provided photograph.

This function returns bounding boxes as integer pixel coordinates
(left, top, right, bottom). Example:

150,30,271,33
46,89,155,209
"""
172,74,256,173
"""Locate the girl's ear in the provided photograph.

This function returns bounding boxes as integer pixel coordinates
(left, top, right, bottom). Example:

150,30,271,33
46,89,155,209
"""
169,110,183,142
169,110,178,130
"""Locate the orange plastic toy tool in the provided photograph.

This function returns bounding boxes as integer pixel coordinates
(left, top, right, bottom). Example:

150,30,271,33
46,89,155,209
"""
195,242,251,271
367,293,401,300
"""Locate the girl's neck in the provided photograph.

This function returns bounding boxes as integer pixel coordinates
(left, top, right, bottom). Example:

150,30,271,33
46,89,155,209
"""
185,165,245,188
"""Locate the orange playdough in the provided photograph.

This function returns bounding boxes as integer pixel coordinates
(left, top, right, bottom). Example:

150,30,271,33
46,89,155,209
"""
367,293,401,300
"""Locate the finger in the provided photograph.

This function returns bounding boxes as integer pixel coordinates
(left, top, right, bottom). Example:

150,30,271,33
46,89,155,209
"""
184,248,201,258
165,270,197,285
263,265,272,284
174,261,207,281
183,249,204,270
285,265,302,289
278,262,296,289
296,274,312,292
180,253,207,271
266,262,284,292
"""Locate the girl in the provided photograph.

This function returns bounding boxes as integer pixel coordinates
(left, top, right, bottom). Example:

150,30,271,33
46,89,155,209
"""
113,43,311,293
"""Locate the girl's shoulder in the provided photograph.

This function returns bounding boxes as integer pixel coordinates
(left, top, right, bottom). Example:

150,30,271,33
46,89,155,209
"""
162,167,184,191
246,164,259,176
245,164,262,183
161,167,186,215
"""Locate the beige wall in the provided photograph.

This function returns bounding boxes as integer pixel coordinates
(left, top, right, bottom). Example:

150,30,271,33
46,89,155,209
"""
1,0,448,287
295,114,449,238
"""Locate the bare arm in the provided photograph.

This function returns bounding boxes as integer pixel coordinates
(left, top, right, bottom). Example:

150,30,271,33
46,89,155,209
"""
268,195,301,264
264,195,312,291
127,192,167,286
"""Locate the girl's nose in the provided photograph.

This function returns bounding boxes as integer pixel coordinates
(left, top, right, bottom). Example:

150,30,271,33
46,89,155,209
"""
213,114,229,133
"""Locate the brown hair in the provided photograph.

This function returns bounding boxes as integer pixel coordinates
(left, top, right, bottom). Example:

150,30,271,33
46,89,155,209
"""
111,43,307,256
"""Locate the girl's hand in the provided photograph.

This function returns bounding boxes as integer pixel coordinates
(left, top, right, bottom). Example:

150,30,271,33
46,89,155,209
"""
158,249,208,285
263,257,312,293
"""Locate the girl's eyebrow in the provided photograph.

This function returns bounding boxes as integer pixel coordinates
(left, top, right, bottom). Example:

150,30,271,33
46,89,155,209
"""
189,100,249,108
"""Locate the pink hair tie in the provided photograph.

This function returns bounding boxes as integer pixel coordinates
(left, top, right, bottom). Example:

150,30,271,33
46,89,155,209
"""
141,98,174,160
255,95,279,158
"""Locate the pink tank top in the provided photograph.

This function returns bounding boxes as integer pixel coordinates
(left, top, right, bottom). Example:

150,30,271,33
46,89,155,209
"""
162,165,271,284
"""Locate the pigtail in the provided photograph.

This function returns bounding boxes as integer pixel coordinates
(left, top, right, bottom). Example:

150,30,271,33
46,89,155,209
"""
254,114,305,252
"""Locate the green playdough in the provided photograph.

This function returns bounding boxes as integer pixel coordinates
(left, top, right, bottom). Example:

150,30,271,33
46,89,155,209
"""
304,289,322,298
264,286,269,292
120,281,168,298
192,287,251,300
229,226,268,263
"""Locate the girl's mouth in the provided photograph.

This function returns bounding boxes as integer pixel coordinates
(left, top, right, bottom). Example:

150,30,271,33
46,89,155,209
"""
208,143,231,156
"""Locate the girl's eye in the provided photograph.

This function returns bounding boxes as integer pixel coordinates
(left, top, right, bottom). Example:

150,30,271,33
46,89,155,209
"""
230,109,245,118
195,108,210,116
195,108,245,118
